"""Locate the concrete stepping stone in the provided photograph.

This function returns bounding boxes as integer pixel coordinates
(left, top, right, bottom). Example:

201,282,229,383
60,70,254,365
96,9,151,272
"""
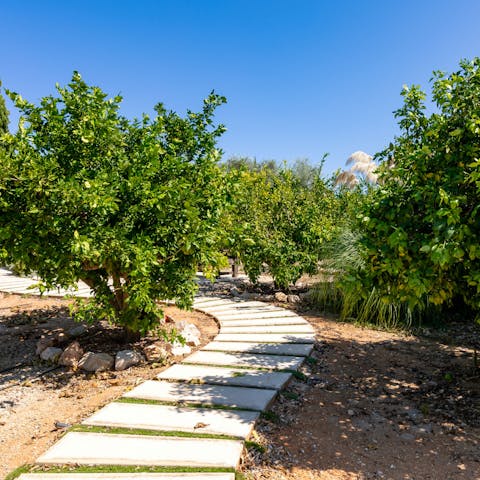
218,317,309,327
215,333,315,343
124,380,277,411
158,363,291,390
0,282,36,289
206,305,278,313
7,287,41,295
184,351,305,371
192,299,233,308
0,279,36,287
202,341,314,357
20,474,234,480
199,302,273,312
37,431,243,469
220,324,314,334
214,310,299,320
84,401,258,438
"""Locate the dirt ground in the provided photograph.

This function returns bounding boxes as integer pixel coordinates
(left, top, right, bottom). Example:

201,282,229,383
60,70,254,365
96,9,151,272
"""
1,289,480,480
241,312,480,480
0,292,218,479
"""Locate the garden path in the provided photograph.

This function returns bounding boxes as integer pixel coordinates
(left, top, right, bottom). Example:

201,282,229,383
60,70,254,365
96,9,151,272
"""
0,270,315,479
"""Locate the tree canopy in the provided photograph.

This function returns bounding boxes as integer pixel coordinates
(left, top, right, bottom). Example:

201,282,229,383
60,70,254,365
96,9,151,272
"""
0,73,228,334
223,161,339,289
355,58,480,317
0,81,8,134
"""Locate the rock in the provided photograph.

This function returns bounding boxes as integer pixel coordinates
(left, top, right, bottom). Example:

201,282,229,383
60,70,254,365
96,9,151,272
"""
239,292,255,300
405,407,423,423
40,347,63,362
171,341,192,356
54,331,69,344
370,412,386,424
230,286,240,297
115,350,143,371
36,336,55,355
287,294,301,304
274,292,288,302
412,423,433,435
67,325,88,338
175,321,201,346
54,421,72,429
400,432,415,441
299,292,310,301
59,341,84,367
353,419,371,431
143,342,171,362
78,352,114,372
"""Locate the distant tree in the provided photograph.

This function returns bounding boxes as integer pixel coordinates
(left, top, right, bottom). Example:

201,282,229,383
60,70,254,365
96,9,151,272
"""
225,163,339,289
0,81,9,134
290,157,325,188
0,72,228,335
222,156,278,173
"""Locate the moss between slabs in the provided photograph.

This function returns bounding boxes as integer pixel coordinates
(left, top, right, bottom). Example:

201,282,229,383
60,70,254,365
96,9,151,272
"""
6,464,236,478
181,361,275,372
116,396,261,412
71,423,240,440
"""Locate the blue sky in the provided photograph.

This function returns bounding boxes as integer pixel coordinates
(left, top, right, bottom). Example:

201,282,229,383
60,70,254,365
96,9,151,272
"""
1,0,480,175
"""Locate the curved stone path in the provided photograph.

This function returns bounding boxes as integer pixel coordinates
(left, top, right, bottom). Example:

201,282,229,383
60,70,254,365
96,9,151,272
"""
0,270,315,479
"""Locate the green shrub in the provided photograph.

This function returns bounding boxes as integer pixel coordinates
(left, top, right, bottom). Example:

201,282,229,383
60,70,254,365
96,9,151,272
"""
0,73,228,334
224,162,339,289
329,58,480,326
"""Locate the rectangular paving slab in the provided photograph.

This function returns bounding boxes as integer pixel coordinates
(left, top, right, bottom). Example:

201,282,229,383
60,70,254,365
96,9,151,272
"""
207,305,278,314
215,333,315,343
84,401,258,438
220,324,314,334
202,341,314,356
158,363,292,390
214,310,299,320
19,474,235,480
183,351,305,370
218,317,309,327
199,302,273,312
123,380,277,411
36,432,243,469
192,299,233,307
0,279,37,287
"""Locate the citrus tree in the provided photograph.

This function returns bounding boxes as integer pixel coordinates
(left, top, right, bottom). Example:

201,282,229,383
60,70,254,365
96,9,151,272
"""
356,58,480,318
225,162,339,289
0,81,8,134
0,73,228,334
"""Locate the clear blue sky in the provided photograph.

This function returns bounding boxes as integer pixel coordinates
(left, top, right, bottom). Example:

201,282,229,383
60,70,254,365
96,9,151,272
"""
2,0,480,175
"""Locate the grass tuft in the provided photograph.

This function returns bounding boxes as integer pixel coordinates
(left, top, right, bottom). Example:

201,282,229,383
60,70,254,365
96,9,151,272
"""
71,423,240,440
245,440,266,454
5,464,32,480
116,396,260,412
33,464,235,474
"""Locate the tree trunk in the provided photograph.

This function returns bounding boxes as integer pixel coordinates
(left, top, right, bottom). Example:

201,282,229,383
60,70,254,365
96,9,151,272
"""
123,326,141,342
232,258,239,277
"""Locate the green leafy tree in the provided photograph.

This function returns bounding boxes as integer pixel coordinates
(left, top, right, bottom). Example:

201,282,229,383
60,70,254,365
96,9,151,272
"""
225,163,339,289
0,72,228,335
0,81,8,134
222,155,278,174
354,58,480,318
